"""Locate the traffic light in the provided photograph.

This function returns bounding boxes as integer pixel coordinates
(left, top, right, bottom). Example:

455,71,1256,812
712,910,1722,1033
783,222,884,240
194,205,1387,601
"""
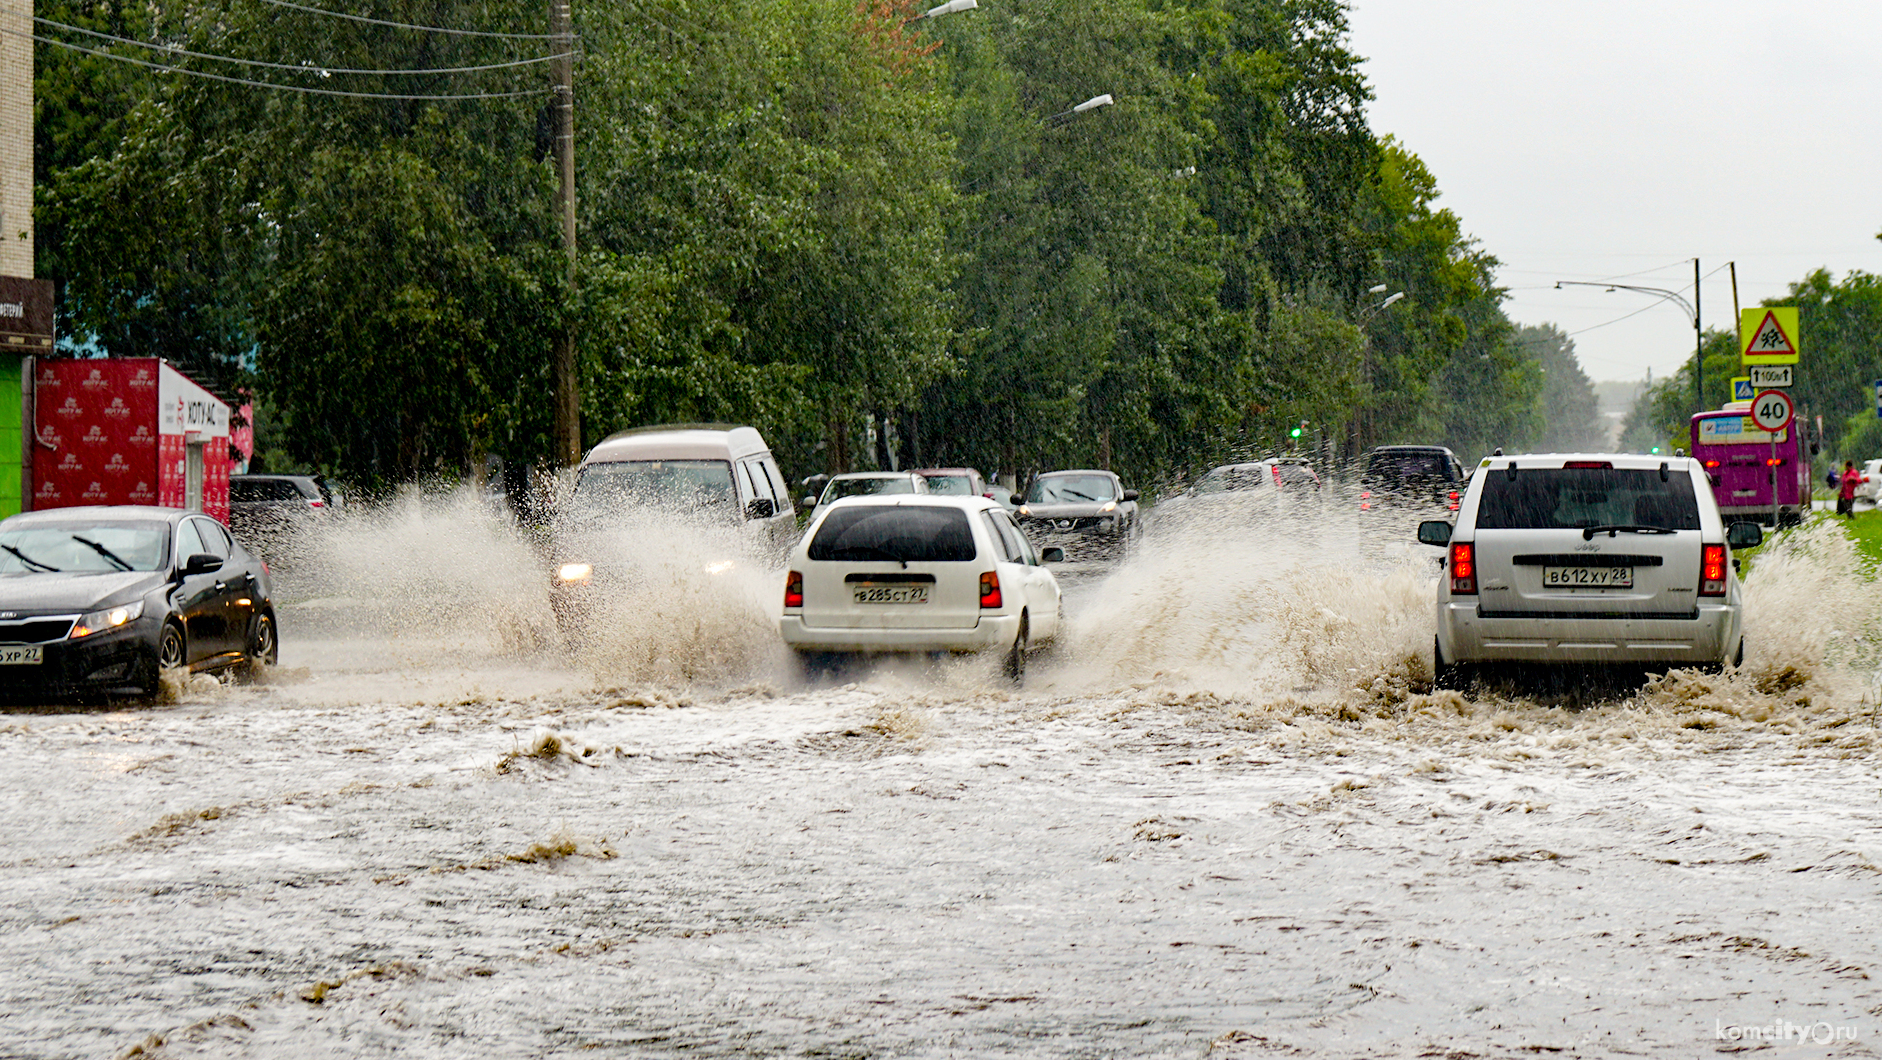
1290,421,1306,439
1650,446,1661,455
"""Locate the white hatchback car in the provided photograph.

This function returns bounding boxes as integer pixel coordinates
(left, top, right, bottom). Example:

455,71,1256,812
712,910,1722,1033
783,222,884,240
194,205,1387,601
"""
779,495,1063,681
1417,453,1763,686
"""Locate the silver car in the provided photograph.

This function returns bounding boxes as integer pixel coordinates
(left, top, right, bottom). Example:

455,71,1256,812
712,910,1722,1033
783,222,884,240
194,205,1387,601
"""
1417,453,1763,686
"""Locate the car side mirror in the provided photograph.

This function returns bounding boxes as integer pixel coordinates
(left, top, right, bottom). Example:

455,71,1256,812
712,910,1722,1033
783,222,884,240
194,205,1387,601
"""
182,552,223,575
1417,520,1453,547
1009,493,1024,506
744,498,776,520
1122,489,1139,502
1727,521,1763,550
1040,546,1065,564
802,495,818,509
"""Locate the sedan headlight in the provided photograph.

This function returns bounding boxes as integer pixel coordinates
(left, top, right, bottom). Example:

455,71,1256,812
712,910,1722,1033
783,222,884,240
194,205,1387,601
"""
555,562,593,586
70,600,144,639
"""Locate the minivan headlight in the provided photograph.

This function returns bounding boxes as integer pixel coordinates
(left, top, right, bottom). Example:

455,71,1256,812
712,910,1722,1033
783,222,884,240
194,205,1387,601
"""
71,600,144,639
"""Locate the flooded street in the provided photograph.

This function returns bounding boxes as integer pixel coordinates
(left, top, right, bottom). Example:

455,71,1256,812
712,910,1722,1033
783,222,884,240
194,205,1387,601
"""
4,497,1881,1058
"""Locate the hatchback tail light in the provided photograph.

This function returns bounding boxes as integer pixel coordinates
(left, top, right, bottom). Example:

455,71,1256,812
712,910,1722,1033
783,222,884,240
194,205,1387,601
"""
979,571,1002,608
1700,545,1727,596
1447,490,1460,511
784,570,803,609
1359,490,1372,511
1448,542,1476,595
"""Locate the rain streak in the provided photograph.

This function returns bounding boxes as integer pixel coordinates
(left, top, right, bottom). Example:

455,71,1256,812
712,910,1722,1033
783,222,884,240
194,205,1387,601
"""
4,491,1881,1059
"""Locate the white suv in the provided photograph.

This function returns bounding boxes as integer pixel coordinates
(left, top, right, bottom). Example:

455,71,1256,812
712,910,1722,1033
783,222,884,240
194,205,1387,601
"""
1417,453,1763,686
779,495,1063,681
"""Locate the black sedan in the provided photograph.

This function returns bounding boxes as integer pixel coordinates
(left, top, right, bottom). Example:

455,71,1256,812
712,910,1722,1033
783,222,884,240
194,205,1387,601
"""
0,506,278,700
1013,469,1141,561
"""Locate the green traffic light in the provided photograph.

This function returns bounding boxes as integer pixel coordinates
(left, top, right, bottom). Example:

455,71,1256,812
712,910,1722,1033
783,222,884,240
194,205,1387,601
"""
1650,447,1661,454
1290,428,1302,438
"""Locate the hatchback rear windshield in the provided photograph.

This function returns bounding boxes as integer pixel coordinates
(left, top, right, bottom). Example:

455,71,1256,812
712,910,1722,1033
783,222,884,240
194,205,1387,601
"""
808,506,977,563
1475,468,1700,531
919,474,976,496
1363,451,1453,484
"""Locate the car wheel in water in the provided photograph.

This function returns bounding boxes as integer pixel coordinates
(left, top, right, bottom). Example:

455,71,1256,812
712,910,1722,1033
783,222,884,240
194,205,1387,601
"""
155,622,187,689
1003,615,1029,686
1432,636,1471,692
239,611,278,681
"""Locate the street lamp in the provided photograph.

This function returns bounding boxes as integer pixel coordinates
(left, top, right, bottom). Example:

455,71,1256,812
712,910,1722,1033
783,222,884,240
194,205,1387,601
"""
904,0,976,25
1555,258,1704,415
1045,93,1114,127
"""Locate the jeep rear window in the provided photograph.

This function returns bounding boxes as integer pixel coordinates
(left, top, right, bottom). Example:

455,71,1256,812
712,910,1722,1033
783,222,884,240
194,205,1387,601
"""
1363,452,1452,484
1475,468,1700,531
808,506,977,563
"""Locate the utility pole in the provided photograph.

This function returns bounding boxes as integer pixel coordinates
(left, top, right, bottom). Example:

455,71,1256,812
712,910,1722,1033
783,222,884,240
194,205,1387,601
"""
549,0,580,467
1693,257,1702,416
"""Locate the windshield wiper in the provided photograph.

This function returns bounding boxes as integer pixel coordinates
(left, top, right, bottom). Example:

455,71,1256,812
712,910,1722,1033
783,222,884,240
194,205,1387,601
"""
1,543,58,572
1056,490,1098,502
829,545,910,568
71,535,134,571
1581,524,1677,540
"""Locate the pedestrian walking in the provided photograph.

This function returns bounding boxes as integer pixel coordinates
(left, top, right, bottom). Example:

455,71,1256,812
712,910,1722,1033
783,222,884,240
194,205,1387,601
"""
1837,460,1861,517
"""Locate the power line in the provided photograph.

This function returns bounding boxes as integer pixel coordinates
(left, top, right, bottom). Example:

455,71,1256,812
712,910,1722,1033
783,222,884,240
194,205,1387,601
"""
255,0,558,40
36,16,567,75
22,29,549,99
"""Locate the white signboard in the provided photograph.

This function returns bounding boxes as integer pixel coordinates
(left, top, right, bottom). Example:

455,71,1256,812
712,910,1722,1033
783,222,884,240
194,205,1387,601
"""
1749,364,1793,388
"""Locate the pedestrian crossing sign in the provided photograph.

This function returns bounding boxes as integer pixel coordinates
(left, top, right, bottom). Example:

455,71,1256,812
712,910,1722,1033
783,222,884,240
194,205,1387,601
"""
1730,376,1753,401
1740,307,1800,364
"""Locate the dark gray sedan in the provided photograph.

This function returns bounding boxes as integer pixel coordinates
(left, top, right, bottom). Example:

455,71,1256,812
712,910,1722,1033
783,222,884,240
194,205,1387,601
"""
0,506,278,700
1013,469,1140,561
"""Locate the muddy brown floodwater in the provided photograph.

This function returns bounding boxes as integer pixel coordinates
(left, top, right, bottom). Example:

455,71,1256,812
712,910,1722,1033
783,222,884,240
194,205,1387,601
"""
2,492,1879,1059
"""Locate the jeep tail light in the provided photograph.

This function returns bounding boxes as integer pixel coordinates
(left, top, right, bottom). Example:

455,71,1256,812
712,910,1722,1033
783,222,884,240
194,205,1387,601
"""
1449,542,1476,595
1447,490,1460,511
979,571,1002,608
784,570,803,609
1359,490,1372,511
1563,460,1612,469
1700,545,1726,597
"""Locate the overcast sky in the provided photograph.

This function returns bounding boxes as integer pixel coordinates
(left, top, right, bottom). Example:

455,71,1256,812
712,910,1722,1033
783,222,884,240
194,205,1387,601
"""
1348,0,1881,389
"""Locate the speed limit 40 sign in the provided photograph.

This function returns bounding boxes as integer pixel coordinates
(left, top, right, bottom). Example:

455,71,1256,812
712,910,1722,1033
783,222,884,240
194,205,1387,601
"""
1751,389,1795,433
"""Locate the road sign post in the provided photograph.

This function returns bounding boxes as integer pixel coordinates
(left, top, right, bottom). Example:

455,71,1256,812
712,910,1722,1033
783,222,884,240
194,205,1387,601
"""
1751,389,1795,527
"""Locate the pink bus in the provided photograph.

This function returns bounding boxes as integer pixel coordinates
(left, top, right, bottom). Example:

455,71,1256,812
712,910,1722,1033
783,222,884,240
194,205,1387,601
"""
1689,409,1810,526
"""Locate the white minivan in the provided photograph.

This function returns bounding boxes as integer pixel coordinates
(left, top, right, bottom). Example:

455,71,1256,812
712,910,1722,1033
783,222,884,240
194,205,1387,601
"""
779,495,1063,681
1418,453,1763,686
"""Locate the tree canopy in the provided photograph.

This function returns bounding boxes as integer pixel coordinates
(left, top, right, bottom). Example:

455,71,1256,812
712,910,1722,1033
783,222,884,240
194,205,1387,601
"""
36,0,1606,490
